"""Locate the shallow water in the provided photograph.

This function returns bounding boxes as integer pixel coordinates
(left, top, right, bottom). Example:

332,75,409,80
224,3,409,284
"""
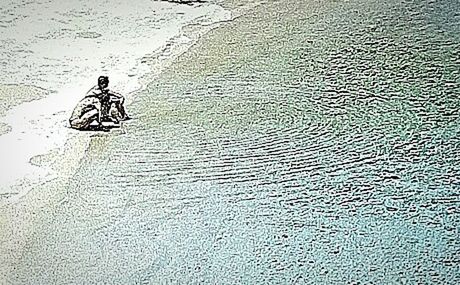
3,0,460,283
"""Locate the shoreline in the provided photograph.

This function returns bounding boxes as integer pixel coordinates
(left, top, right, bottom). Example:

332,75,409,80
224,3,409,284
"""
0,1,256,278
0,0,240,203
0,83,51,136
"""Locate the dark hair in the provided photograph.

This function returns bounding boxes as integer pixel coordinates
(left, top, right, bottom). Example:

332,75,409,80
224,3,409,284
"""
98,76,109,84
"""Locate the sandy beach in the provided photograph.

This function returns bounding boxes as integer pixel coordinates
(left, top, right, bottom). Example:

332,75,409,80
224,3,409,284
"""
0,0,234,199
1,0,460,284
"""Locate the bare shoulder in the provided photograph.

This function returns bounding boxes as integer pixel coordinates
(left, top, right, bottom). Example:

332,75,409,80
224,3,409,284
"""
85,85,100,96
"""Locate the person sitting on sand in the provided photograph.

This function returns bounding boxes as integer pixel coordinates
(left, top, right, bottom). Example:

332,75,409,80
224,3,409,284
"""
69,76,129,130
86,76,129,123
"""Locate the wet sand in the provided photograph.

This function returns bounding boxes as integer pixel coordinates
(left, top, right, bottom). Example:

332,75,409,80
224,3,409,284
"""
0,84,50,136
1,0,460,284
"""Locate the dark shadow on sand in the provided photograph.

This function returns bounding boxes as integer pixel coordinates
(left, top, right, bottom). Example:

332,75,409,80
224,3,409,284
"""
163,0,207,6
68,123,121,133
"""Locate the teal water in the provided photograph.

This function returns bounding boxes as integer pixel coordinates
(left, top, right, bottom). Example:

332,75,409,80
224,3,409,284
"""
8,0,460,283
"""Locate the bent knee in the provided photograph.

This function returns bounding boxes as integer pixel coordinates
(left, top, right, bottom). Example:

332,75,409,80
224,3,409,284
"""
69,119,84,129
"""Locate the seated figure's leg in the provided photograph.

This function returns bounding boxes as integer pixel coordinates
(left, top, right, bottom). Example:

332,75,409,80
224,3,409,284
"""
109,94,128,119
101,102,110,121
114,101,127,119
69,109,99,130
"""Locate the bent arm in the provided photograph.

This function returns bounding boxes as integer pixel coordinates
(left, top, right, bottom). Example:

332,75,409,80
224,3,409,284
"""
108,91,125,103
108,89,124,97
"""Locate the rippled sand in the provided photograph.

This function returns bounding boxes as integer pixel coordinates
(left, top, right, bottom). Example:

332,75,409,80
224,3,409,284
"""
1,0,459,283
